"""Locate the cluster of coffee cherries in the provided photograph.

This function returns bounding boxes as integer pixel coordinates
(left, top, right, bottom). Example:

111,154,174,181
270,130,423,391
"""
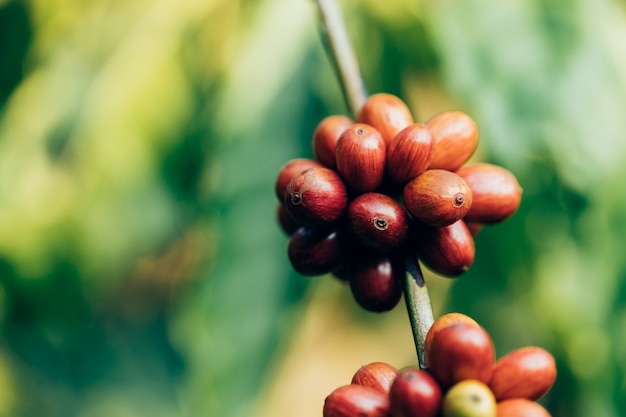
275,93,522,312
323,313,557,417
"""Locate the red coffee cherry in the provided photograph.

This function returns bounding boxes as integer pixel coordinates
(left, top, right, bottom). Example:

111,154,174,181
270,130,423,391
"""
426,111,479,171
456,163,522,224
496,398,552,417
313,115,354,169
424,313,480,364
323,384,391,417
427,323,495,388
287,227,345,276
386,123,434,185
274,158,323,201
347,252,403,312
357,93,414,145
389,367,442,417
351,362,399,395
284,167,348,228
346,193,409,252
414,220,475,277
403,170,473,228
276,203,299,236
489,346,557,401
336,124,386,193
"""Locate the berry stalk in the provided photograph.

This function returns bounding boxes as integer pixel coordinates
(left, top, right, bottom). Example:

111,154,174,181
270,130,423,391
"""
314,0,435,368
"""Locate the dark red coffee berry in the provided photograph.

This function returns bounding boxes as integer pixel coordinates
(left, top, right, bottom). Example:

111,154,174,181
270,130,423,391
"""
414,220,475,277
346,193,409,252
386,123,434,185
287,227,344,276
276,203,299,235
284,167,348,228
358,93,414,145
403,169,472,227
389,367,442,417
274,158,323,202
426,111,478,171
347,252,403,312
313,115,353,169
336,124,386,193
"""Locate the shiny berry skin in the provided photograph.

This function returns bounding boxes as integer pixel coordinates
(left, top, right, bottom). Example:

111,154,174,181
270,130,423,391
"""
351,362,399,395
403,169,472,228
284,167,348,228
358,93,414,145
442,379,496,417
274,158,323,201
336,124,387,193
389,367,442,417
424,313,480,363
347,252,403,312
414,220,475,277
323,384,391,417
313,115,353,169
496,399,552,417
426,111,479,171
287,227,345,276
488,346,557,401
386,123,434,185
346,193,409,252
456,163,522,224
427,323,495,388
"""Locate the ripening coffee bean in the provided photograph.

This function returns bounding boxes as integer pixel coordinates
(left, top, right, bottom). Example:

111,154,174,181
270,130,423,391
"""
323,384,391,417
357,93,414,145
336,124,386,193
456,163,522,224
276,203,300,235
287,227,344,276
313,115,353,169
348,252,403,312
285,167,348,228
427,323,495,388
389,367,442,417
346,193,409,252
426,111,478,171
403,170,472,228
488,347,557,401
386,123,434,185
424,313,480,364
496,399,552,417
414,220,475,277
442,380,496,417
351,362,399,395
275,158,323,201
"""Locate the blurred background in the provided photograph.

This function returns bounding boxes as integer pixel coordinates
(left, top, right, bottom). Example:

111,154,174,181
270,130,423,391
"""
1,0,626,416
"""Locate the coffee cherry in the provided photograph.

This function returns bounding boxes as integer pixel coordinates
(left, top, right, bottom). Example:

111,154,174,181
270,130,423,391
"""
403,170,472,228
287,227,345,276
351,362,399,395
488,347,556,402
313,115,354,169
386,123,434,185
275,158,323,201
323,384,391,417
346,193,409,252
389,367,442,417
427,323,495,388
285,167,348,228
496,399,552,417
442,380,496,417
414,220,475,277
424,313,480,363
277,203,300,235
357,93,414,145
426,111,478,171
456,163,522,224
336,124,386,193
348,252,403,312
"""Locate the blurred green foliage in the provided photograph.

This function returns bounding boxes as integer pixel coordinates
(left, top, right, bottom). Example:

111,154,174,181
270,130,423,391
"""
1,0,626,416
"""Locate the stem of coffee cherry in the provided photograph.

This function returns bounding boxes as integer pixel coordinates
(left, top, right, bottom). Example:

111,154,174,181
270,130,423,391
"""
314,0,435,368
